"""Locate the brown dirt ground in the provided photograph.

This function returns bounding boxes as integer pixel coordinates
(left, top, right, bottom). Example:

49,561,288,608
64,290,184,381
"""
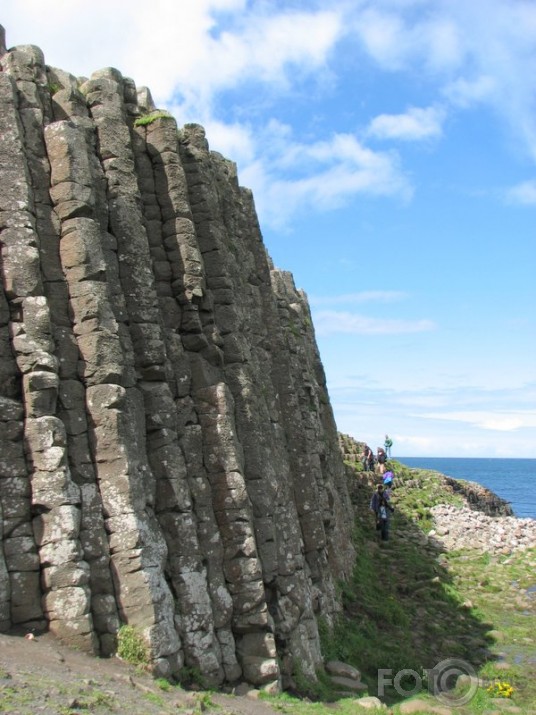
0,629,285,715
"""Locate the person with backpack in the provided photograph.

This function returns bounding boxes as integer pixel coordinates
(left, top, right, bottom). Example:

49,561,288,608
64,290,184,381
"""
370,483,395,541
362,445,374,472
377,447,387,474
383,471,394,498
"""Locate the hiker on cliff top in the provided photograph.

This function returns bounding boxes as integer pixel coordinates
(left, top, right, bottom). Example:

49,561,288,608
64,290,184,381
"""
370,483,394,541
384,434,393,458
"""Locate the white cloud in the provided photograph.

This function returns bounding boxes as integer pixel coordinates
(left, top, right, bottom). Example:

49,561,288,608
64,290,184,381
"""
414,410,536,431
241,132,412,228
367,106,446,141
201,119,256,165
310,291,407,306
350,1,536,159
351,6,464,72
131,5,342,106
443,75,497,108
313,310,436,335
505,180,536,206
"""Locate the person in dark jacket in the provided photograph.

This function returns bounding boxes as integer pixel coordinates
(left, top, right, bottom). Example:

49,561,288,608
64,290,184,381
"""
370,483,394,541
362,445,374,472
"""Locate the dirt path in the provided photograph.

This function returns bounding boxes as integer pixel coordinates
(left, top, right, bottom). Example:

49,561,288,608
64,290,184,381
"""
0,631,282,715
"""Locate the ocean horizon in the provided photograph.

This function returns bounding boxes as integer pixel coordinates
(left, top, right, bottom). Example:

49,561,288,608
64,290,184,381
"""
399,457,536,520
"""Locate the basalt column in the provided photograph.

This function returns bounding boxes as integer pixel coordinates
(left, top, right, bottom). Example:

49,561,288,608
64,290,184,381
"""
0,26,356,687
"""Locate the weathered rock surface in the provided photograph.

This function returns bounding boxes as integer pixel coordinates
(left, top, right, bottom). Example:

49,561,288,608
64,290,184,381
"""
0,27,355,686
441,477,514,517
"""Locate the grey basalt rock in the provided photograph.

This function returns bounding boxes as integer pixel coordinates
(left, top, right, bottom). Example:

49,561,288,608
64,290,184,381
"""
0,26,6,57
0,26,355,688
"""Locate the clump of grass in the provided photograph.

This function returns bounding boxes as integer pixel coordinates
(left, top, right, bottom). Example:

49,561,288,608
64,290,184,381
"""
193,691,216,711
143,691,164,706
116,625,149,666
134,110,174,127
155,677,172,691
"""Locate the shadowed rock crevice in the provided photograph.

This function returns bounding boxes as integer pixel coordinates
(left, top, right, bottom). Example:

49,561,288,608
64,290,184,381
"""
0,27,355,688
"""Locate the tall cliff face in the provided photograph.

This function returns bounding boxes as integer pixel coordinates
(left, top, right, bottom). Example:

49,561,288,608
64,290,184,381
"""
0,28,355,686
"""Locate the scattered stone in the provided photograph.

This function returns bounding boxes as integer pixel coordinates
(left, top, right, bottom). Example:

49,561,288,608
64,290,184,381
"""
399,698,448,714
325,660,361,680
329,675,368,692
486,630,505,642
430,505,536,554
355,695,385,709
262,680,281,695
494,661,514,670
233,682,252,696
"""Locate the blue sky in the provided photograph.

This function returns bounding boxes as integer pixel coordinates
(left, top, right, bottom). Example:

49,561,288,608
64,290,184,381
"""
3,0,535,457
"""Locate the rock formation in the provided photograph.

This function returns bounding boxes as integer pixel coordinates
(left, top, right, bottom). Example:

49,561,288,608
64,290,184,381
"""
0,27,355,687
429,505,536,554
441,476,513,517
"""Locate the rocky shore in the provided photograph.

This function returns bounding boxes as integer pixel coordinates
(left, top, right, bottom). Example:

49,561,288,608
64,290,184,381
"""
429,504,536,554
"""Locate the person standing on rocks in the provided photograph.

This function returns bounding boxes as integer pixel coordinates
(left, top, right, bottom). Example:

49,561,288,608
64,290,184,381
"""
384,434,393,458
363,445,374,472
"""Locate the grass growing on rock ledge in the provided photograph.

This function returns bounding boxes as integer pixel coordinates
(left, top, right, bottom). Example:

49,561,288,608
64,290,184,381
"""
134,109,174,127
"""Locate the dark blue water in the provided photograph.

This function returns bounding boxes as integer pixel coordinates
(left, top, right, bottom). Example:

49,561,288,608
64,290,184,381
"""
399,458,536,520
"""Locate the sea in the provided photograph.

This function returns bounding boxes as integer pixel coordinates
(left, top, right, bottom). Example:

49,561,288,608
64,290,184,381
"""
399,457,536,521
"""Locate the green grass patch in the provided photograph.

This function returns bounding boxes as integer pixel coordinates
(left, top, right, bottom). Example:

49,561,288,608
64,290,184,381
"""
116,624,149,667
134,110,174,127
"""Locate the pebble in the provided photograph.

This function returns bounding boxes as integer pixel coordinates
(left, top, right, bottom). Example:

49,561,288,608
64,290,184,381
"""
355,695,385,709
399,698,452,714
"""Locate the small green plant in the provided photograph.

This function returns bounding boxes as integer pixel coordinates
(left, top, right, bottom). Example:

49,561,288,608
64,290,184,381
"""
116,624,149,666
194,691,216,711
48,82,61,95
144,691,164,706
155,677,172,691
70,690,115,710
134,110,174,127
